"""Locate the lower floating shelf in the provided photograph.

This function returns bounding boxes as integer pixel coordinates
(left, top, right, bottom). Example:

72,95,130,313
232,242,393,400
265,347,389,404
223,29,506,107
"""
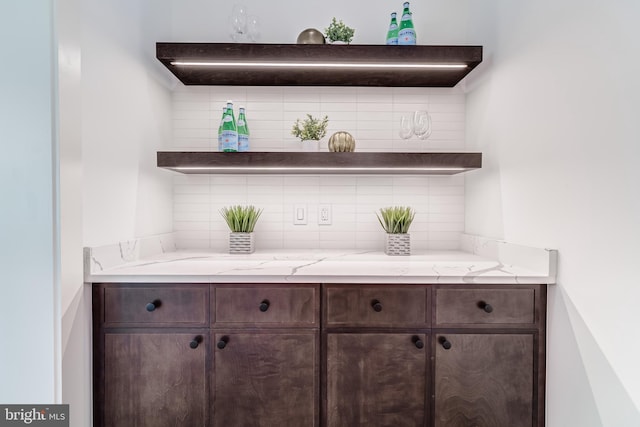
157,151,482,175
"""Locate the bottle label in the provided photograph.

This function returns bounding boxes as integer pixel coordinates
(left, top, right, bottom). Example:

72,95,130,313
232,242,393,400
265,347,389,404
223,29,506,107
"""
237,119,245,126
220,130,238,152
386,37,398,45
223,115,234,123
398,28,416,45
238,134,250,152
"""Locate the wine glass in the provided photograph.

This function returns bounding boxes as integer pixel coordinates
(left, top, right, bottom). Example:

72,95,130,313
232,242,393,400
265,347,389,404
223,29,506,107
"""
399,115,414,139
229,4,248,41
247,15,260,42
413,110,432,140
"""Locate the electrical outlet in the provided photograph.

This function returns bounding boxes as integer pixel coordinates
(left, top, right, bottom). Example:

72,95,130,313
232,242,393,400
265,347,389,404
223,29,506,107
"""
318,204,332,225
294,204,307,225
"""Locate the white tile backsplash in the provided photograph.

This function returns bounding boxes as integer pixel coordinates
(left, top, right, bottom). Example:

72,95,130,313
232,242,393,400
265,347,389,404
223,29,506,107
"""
170,85,466,250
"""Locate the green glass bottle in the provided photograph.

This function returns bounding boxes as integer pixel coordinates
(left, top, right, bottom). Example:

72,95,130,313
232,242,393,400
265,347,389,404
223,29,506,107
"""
398,2,416,45
217,105,226,152
386,12,398,45
237,106,250,152
220,101,238,152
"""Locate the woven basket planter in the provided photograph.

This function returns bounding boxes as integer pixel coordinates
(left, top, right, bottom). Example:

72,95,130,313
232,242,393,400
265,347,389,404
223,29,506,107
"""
229,232,255,254
385,233,410,256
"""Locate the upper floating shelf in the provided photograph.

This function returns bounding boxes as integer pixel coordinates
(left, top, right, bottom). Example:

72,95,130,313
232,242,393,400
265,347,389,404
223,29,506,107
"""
157,152,482,175
156,43,483,87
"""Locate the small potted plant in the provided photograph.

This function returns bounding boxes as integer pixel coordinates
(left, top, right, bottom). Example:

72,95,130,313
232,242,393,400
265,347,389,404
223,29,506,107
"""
291,114,329,151
376,206,415,256
324,17,355,44
220,205,263,254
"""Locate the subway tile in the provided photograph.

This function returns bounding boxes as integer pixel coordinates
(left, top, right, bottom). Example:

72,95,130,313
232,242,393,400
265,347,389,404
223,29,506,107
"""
170,87,466,250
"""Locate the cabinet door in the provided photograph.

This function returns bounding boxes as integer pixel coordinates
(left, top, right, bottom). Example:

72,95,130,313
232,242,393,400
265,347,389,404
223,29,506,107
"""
434,333,534,427
103,331,208,427
326,333,428,427
213,331,318,427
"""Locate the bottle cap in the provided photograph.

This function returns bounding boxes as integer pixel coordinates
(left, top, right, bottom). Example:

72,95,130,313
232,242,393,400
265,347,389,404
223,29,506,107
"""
226,100,233,105
239,106,246,111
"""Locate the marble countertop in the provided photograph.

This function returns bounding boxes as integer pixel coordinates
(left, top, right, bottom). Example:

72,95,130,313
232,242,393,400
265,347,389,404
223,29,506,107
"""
84,234,557,285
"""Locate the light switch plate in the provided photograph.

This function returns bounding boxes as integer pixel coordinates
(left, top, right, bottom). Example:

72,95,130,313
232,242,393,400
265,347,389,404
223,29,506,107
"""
294,204,307,225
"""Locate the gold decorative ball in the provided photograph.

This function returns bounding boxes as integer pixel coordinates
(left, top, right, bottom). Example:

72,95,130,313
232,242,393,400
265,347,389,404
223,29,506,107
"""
328,131,356,152
296,28,326,44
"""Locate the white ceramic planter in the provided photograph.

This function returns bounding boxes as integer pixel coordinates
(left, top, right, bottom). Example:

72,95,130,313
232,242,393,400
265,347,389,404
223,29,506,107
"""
301,140,320,152
229,232,255,254
385,233,410,256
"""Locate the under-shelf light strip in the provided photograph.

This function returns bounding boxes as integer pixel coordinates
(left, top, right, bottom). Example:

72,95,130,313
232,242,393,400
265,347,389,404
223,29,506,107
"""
172,167,468,172
170,61,467,70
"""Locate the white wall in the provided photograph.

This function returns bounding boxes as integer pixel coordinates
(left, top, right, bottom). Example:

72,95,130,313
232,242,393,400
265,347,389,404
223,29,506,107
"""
165,0,473,251
59,1,174,425
171,86,467,251
0,0,59,402
465,0,640,425
167,0,470,45
82,0,174,247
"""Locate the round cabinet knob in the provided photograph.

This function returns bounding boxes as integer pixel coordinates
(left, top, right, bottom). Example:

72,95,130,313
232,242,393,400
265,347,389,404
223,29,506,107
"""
371,299,383,312
145,300,161,312
259,300,270,312
439,336,452,350
412,335,424,349
217,336,229,350
478,301,494,313
189,336,202,349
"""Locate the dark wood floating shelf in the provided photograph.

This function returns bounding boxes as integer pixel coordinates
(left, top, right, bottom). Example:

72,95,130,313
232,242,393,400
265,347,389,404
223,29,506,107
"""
157,152,482,175
156,43,482,87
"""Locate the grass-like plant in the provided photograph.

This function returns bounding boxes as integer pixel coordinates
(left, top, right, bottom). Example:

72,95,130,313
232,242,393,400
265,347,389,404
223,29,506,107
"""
376,206,415,234
220,205,263,233
291,114,329,141
324,17,355,43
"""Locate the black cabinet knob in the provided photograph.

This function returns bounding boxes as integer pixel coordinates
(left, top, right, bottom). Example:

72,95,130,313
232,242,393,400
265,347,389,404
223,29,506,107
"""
371,299,383,312
478,301,493,313
145,300,161,312
259,299,270,312
189,336,202,349
412,335,424,349
439,336,452,350
217,336,229,350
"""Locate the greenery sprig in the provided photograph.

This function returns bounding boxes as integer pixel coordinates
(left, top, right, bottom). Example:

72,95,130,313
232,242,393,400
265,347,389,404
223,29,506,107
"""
220,205,263,233
291,114,329,141
376,206,415,234
324,17,355,43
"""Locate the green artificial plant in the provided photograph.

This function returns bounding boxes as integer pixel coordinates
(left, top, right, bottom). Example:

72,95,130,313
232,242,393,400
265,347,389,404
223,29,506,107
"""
220,205,263,233
376,206,416,234
291,114,329,141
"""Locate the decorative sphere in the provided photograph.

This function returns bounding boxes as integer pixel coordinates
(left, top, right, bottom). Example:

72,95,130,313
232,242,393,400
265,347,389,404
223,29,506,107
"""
297,28,326,44
328,131,356,152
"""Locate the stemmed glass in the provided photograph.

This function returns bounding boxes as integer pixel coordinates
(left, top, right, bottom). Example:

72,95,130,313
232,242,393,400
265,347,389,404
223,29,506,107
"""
229,4,248,42
247,15,260,42
399,115,414,139
413,110,432,140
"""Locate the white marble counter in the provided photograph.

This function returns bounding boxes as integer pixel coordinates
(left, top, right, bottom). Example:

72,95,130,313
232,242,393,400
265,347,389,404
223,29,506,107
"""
84,234,557,285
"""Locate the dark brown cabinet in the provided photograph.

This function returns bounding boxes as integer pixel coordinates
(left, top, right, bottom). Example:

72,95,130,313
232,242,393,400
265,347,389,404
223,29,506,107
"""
433,333,534,427
93,283,545,427
213,332,318,427
326,333,428,426
103,331,208,427
323,285,430,427
93,283,319,427
432,285,546,427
